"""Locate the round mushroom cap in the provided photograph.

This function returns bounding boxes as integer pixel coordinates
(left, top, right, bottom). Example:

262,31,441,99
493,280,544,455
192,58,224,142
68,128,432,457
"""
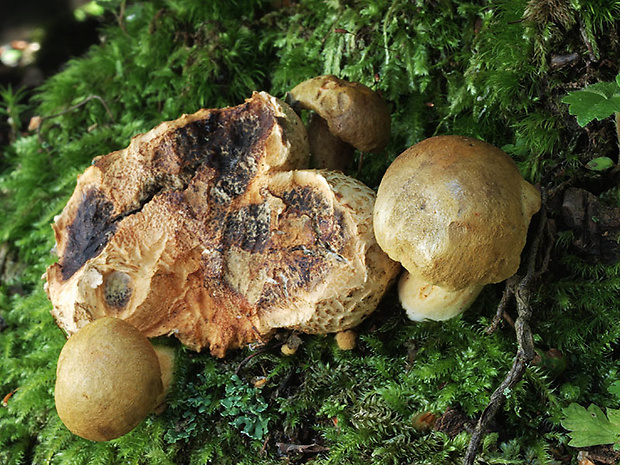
335,330,357,350
374,135,541,292
290,75,391,153
398,270,483,321
55,317,163,442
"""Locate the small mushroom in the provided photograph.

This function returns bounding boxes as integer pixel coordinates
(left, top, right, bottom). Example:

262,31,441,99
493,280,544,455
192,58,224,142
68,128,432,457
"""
289,75,391,169
281,333,303,356
335,329,357,350
55,317,174,441
374,135,541,321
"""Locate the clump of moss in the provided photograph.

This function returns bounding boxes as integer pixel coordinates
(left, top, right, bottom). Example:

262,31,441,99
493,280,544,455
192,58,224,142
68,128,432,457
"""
1,1,620,464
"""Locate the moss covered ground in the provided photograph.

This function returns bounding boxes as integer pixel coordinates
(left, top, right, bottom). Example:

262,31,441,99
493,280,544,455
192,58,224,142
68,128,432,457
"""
1,1,620,463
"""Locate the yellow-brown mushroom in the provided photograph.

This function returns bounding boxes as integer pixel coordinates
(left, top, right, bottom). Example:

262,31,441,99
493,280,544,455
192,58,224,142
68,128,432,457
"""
290,75,391,170
55,317,171,441
373,135,541,321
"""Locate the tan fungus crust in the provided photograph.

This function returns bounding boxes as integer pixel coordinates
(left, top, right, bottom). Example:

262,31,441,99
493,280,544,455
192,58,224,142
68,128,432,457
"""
46,92,399,357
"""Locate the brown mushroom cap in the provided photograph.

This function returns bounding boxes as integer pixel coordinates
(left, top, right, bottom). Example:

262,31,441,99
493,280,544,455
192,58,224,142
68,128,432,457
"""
290,75,391,153
45,92,399,357
55,317,163,442
374,135,541,294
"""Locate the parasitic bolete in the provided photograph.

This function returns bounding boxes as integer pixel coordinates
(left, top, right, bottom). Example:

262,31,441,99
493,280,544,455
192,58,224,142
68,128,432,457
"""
45,91,399,358
373,135,541,321
54,317,173,441
289,75,391,170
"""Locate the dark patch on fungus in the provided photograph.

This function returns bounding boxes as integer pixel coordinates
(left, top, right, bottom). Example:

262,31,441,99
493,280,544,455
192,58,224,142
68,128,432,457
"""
257,248,329,308
60,188,116,280
280,185,346,247
150,100,273,206
222,202,271,252
281,185,331,215
208,107,266,204
104,271,132,309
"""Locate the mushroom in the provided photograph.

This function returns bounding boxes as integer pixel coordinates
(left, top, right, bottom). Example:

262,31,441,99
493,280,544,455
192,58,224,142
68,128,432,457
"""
397,270,483,321
280,333,303,356
152,345,176,413
335,329,357,350
373,135,541,321
55,317,174,441
289,75,391,170
45,91,399,357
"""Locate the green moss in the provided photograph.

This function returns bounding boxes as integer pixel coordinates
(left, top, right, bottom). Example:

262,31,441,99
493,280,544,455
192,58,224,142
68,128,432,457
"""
1,0,620,463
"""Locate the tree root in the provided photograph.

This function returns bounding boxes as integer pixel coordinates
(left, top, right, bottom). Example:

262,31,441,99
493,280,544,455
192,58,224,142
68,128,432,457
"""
464,200,552,465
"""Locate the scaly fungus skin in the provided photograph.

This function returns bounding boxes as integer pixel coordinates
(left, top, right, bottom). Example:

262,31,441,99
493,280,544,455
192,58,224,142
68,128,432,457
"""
45,91,399,357
55,317,163,442
374,135,541,321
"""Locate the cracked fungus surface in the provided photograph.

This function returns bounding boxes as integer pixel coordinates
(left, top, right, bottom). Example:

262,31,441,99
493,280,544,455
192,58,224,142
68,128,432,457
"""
46,92,400,357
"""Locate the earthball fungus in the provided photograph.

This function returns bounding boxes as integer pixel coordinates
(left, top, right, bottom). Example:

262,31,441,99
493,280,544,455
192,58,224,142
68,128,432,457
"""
55,317,172,441
45,91,399,358
289,75,391,170
373,135,541,321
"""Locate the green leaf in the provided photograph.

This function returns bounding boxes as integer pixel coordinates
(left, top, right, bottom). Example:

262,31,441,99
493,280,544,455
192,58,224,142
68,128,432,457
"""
561,403,620,447
585,156,615,171
609,381,620,399
562,80,620,126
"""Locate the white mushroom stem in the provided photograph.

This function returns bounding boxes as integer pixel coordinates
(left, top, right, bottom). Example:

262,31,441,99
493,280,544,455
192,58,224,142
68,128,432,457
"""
397,271,483,321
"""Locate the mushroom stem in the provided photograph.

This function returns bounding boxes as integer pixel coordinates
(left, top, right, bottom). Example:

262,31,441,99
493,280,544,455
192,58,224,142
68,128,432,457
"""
152,345,176,414
306,113,355,170
397,271,483,321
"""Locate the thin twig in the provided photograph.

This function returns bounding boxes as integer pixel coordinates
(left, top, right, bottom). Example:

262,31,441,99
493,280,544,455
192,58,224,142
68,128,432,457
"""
115,0,129,36
485,275,518,334
36,94,115,143
234,342,283,376
464,206,550,465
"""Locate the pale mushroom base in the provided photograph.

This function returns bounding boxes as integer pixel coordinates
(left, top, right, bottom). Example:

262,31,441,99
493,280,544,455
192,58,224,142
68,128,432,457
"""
397,271,483,322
